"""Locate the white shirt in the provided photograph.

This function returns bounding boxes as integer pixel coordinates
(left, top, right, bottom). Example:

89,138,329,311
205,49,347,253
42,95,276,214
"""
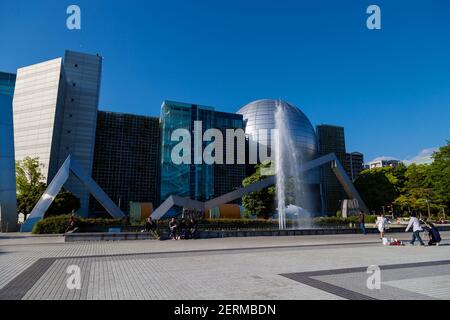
376,217,388,231
406,217,423,232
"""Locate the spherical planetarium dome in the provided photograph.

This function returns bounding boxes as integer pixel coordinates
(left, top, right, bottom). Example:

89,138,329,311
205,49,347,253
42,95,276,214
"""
237,99,318,161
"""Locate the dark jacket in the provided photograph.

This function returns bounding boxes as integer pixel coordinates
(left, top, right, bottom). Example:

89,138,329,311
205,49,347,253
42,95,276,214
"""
429,227,441,242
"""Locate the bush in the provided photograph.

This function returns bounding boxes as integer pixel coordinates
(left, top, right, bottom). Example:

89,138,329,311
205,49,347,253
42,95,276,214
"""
32,215,124,234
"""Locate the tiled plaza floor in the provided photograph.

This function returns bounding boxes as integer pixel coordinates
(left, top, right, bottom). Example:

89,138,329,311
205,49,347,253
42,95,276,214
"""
0,232,449,300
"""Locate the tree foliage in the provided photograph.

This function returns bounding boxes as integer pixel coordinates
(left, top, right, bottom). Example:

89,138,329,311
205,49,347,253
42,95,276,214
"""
16,157,80,218
242,162,275,219
356,141,450,216
354,167,399,213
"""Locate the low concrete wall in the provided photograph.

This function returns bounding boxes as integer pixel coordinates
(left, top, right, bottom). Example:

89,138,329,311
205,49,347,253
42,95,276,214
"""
65,232,154,242
64,225,450,242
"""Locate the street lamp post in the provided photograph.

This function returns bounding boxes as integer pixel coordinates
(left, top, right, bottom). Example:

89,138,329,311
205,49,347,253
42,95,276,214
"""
425,199,431,218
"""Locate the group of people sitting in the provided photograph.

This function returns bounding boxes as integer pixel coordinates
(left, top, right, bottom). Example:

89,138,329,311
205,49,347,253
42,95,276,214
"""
168,217,198,240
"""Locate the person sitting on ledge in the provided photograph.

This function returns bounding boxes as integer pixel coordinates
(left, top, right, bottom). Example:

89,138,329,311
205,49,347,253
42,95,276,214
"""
169,217,178,240
65,215,77,233
179,218,188,240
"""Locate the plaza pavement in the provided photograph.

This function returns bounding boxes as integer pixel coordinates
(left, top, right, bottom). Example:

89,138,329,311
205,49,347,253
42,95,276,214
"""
0,232,449,300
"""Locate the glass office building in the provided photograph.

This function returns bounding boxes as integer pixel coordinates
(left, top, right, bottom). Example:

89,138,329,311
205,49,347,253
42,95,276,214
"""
160,100,246,203
0,72,18,231
316,124,347,214
0,72,16,96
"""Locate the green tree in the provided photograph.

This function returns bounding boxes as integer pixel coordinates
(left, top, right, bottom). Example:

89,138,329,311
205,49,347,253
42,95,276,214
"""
428,142,450,207
242,162,275,219
16,157,47,219
46,190,80,217
16,157,80,218
354,167,399,213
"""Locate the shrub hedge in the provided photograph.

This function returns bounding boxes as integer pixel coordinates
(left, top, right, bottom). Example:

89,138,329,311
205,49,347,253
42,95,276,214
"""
32,215,379,234
32,214,124,234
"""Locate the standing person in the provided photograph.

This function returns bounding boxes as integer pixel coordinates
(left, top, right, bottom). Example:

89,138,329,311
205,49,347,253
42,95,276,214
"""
169,217,178,240
189,218,198,239
359,211,366,235
375,214,388,239
145,216,154,233
405,213,425,246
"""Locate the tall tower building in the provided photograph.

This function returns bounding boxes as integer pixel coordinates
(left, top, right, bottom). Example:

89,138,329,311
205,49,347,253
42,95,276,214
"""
345,152,364,181
12,51,102,216
0,72,18,231
316,124,347,215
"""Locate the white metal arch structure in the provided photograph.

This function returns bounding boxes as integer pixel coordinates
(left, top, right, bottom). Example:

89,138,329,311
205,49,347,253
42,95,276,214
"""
20,155,125,232
151,153,369,220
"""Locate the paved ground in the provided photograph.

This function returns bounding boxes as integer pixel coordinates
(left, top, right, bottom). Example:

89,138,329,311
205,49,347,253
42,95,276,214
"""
0,232,449,300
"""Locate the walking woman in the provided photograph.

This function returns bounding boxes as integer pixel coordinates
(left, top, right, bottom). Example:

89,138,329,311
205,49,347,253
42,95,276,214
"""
375,213,388,239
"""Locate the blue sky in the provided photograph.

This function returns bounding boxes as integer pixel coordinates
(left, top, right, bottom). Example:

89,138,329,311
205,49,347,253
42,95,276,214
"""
1,0,449,162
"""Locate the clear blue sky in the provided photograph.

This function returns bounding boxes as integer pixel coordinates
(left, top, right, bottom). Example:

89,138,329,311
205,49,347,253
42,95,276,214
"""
1,0,449,162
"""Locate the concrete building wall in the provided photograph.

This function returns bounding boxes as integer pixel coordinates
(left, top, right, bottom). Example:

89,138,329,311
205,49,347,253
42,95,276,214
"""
57,51,102,216
13,58,66,180
12,51,102,217
0,94,18,231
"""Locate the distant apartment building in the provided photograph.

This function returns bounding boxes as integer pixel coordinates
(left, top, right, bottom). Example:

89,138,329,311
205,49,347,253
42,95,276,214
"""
316,124,347,215
0,72,18,231
12,51,102,216
90,111,161,215
367,159,401,169
345,152,364,181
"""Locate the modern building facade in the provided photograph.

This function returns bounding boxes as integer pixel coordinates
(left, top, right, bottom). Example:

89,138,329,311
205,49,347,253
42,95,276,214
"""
345,152,365,181
160,100,246,204
237,99,318,162
367,159,401,169
0,72,18,231
90,111,161,215
12,51,102,216
237,99,322,213
212,111,246,200
316,124,347,214
56,51,102,215
0,72,16,96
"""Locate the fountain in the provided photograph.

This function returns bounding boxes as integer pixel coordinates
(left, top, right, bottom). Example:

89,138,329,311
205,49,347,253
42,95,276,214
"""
274,101,311,230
